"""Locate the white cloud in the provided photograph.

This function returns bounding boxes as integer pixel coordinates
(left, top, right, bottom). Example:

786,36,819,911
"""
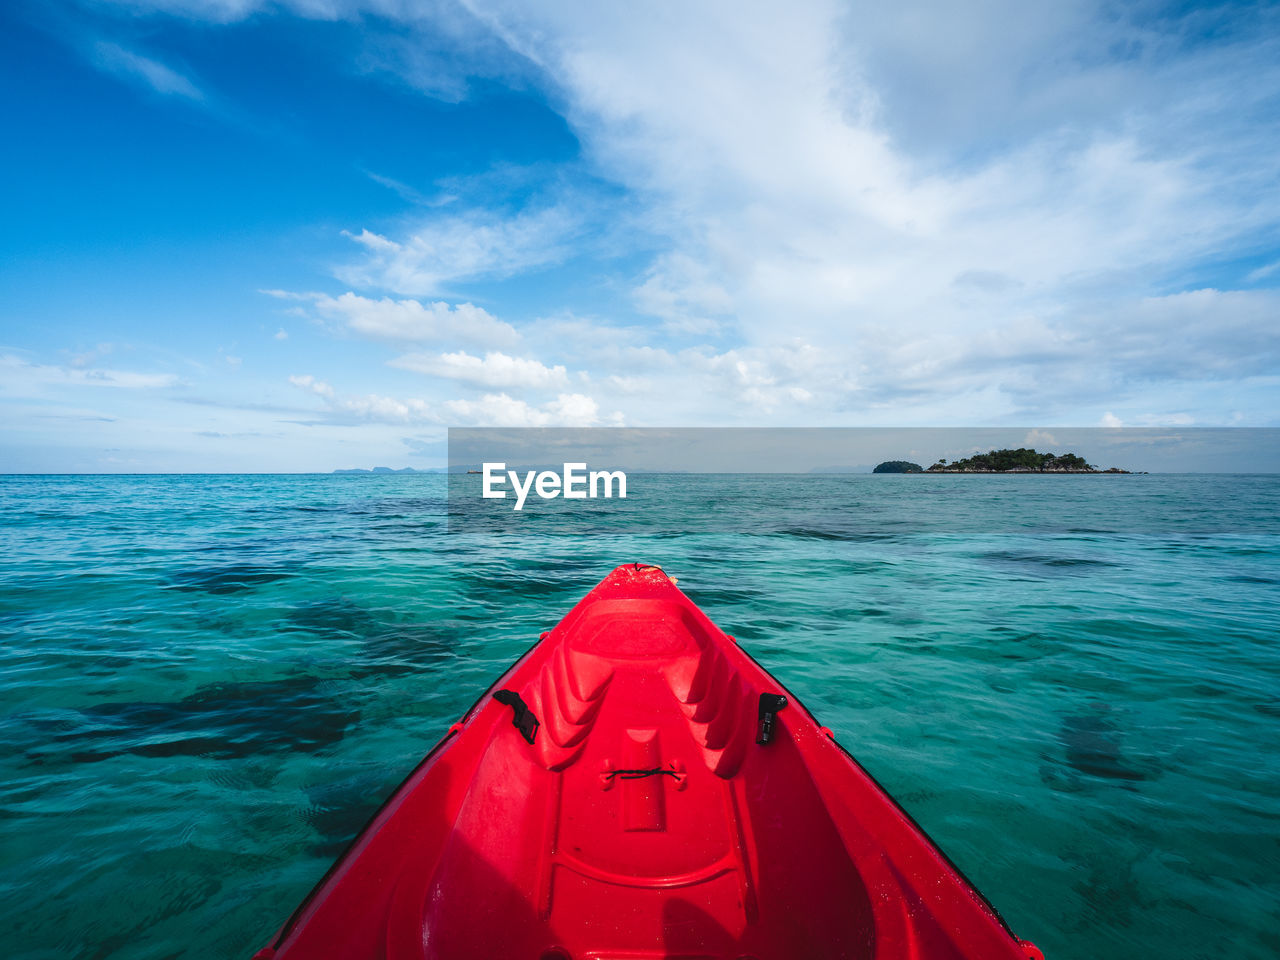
1246,260,1280,283
287,373,614,428
274,291,520,349
289,373,433,423
93,0,304,21
633,253,733,335
101,0,1280,427
390,350,570,389
340,393,433,422
546,392,613,425
336,205,583,296
524,286,1280,424
1,354,180,393
344,228,399,253
459,1,1279,420
606,374,654,394
289,374,334,398
1086,288,1280,382
68,343,115,368
444,391,610,427
274,328,288,340
1023,429,1058,448
1133,413,1195,427
92,42,204,100
94,0,524,102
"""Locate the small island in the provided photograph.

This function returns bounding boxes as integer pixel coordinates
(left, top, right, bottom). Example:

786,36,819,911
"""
333,466,429,474
872,460,924,473
921,448,1130,473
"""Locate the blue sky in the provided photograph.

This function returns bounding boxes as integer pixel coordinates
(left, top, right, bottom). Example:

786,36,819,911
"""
2,0,1279,471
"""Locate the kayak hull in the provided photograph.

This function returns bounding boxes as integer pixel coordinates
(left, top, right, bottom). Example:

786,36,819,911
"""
256,564,1040,960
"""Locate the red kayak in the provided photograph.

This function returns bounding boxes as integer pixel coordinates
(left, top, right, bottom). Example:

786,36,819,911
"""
254,564,1042,959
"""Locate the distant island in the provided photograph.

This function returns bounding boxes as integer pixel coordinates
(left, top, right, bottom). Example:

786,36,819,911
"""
333,466,433,474
332,465,493,474
919,448,1130,473
872,460,923,473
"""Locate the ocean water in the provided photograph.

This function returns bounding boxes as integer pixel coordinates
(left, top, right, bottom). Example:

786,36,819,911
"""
1,473,1277,959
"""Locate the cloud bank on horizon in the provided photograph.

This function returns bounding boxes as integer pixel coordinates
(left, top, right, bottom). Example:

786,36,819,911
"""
2,0,1278,470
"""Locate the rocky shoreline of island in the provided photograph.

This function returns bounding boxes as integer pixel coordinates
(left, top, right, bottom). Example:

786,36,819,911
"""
873,448,1136,474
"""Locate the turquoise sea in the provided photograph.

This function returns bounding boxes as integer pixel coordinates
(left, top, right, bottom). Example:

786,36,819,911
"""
1,473,1278,959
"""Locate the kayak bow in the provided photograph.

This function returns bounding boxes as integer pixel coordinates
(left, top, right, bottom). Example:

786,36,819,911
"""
254,564,1041,959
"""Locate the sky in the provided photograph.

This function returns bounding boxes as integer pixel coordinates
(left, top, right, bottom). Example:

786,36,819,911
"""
2,0,1279,471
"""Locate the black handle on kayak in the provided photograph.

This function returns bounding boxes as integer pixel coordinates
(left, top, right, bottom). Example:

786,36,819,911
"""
756,693,788,745
493,689,540,744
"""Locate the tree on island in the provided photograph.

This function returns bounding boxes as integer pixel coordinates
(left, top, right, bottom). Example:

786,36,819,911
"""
925,448,1111,472
873,460,924,473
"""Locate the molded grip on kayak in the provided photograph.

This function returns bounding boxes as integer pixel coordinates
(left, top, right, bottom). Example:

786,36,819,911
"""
1019,941,1044,960
493,689,540,744
756,693,788,744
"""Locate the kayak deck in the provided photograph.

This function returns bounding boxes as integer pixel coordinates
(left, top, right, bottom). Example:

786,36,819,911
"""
257,564,1040,959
